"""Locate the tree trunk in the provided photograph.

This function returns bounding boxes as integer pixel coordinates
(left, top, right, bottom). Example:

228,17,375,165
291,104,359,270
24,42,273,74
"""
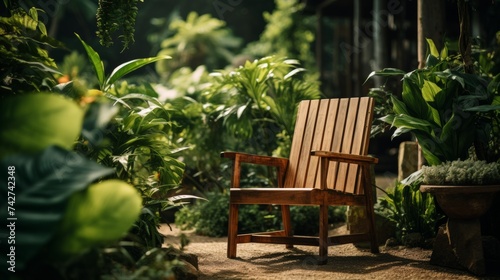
417,0,445,69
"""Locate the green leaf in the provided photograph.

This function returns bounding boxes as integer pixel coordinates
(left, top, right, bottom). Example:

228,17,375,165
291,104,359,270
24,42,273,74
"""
440,43,448,59
0,93,84,158
391,114,433,134
426,38,439,59
75,33,105,87
37,21,47,36
28,7,38,22
104,56,171,91
392,126,412,139
401,77,432,121
379,114,395,125
0,146,115,269
283,68,306,80
421,80,441,103
391,95,409,115
46,179,142,259
115,93,165,109
81,102,120,146
464,104,500,112
364,68,405,84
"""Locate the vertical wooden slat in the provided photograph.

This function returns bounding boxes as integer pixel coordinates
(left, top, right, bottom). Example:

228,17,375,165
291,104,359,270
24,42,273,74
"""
348,98,368,194
343,98,362,193
304,100,330,188
332,98,353,192
294,100,320,188
326,99,346,190
361,97,375,155
315,99,340,189
356,97,375,194
284,101,310,188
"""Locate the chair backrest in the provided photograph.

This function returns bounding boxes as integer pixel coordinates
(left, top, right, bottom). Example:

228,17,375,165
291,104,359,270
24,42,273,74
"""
283,97,375,194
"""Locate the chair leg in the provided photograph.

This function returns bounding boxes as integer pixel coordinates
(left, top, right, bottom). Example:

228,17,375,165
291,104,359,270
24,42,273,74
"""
318,204,329,264
227,203,239,258
365,203,380,254
364,171,379,254
281,205,293,249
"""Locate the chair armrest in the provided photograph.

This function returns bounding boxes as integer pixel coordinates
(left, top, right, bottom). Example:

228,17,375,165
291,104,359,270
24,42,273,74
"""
221,151,289,168
221,151,289,188
310,151,378,165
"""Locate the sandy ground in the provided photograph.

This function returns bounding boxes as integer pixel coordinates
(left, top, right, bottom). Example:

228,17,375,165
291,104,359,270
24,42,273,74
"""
160,224,488,280
158,175,493,280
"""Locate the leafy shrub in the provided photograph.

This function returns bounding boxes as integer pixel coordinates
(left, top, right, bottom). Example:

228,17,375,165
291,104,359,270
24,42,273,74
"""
175,191,346,237
0,7,62,95
421,158,500,185
376,181,442,246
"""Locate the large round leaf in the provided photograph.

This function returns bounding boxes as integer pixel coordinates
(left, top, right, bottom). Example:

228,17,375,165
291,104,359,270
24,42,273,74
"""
45,179,142,259
0,146,115,270
0,93,84,158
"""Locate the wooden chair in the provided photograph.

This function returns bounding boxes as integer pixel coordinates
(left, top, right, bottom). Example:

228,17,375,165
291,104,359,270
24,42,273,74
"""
221,97,379,264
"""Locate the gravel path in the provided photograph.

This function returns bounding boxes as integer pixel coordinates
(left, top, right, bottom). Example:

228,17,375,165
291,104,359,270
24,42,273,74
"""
160,225,488,280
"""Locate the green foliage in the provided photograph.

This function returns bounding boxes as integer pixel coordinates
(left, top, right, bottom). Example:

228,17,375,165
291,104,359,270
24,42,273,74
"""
155,11,242,77
421,158,500,185
376,181,442,245
175,191,346,237
0,93,141,274
289,205,346,235
0,92,84,158
0,146,122,270
72,35,190,251
206,56,321,157
0,7,63,95
367,40,500,165
175,191,229,237
57,51,98,87
162,66,228,193
75,93,187,249
161,56,321,196
243,0,316,70
367,86,395,138
46,179,142,260
96,0,141,50
76,33,170,93
101,247,184,280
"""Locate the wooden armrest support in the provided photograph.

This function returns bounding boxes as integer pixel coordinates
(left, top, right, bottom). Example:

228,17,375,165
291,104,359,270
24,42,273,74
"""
221,151,288,188
310,151,378,165
221,151,289,168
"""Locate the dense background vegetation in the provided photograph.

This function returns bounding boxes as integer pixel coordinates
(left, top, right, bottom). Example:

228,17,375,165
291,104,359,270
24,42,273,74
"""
2,0,500,278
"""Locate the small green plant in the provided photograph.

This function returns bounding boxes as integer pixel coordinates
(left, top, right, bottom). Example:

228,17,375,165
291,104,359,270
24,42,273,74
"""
421,158,500,185
376,181,442,246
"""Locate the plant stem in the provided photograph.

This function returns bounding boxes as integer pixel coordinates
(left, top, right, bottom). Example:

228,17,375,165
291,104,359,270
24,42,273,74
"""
457,0,474,74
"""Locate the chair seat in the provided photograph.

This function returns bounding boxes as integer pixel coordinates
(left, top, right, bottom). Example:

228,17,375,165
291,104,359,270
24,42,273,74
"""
230,188,366,206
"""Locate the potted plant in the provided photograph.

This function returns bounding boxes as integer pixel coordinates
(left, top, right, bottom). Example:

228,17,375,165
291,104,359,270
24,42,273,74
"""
419,158,500,219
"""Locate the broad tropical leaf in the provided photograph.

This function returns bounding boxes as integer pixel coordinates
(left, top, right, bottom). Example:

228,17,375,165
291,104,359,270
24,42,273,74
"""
0,146,116,269
0,93,84,158
105,56,171,91
76,33,105,86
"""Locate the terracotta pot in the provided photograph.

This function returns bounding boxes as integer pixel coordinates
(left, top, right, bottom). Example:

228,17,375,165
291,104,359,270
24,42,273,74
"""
419,185,500,220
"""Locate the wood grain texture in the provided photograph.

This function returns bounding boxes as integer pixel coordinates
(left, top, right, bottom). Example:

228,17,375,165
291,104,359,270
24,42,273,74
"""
222,97,379,263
